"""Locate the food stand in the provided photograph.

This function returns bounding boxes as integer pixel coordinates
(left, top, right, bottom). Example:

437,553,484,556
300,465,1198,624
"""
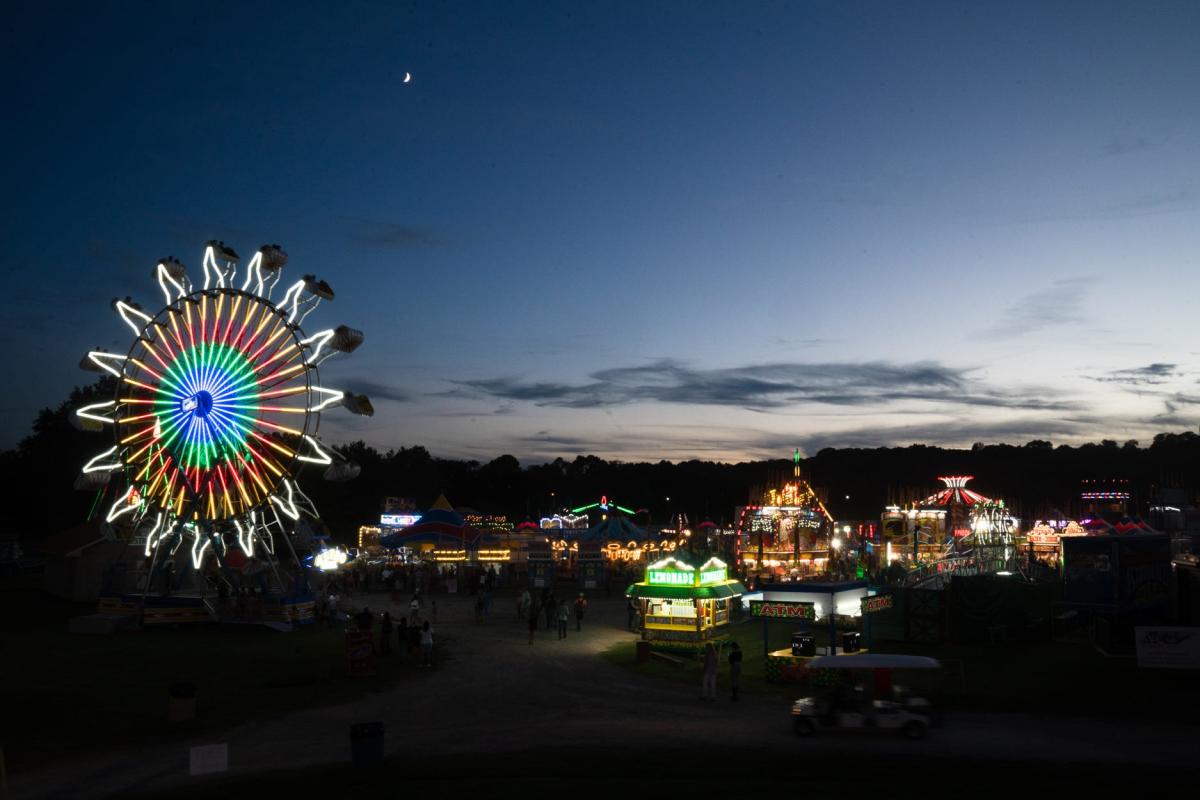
626,555,746,650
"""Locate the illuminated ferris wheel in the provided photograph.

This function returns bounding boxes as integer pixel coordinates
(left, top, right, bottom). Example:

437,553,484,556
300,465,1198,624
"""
75,241,372,569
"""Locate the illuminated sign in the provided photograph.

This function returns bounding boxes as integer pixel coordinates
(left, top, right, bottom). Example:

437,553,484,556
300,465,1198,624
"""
861,595,894,615
539,513,589,529
649,569,693,585
314,548,348,571
646,556,729,587
1081,492,1130,501
749,601,815,620
380,513,420,527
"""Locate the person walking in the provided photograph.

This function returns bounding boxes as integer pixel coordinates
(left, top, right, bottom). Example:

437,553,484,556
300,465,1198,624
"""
419,620,434,667
556,600,569,640
325,591,339,629
379,611,393,654
627,598,637,631
544,593,556,631
728,642,743,701
701,643,718,701
527,601,539,644
409,594,421,625
407,616,421,656
396,617,407,661
574,593,587,632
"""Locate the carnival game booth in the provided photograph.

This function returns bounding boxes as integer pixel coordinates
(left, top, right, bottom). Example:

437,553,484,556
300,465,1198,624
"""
626,555,746,652
746,580,878,681
472,531,514,585
1024,520,1087,567
571,510,653,590
378,496,498,586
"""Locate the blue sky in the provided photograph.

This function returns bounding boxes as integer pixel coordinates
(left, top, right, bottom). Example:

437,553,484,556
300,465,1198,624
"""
2,1,1198,462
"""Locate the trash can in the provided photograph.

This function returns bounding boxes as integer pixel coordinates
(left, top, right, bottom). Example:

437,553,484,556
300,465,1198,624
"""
842,632,861,653
791,633,815,657
349,721,385,768
635,640,651,662
168,681,197,722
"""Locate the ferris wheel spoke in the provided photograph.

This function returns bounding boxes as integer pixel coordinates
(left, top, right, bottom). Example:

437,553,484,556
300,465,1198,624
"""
79,243,363,543
207,409,247,451
207,365,253,405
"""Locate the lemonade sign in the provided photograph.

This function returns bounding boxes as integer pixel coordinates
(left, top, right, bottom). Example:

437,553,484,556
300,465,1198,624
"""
646,556,729,587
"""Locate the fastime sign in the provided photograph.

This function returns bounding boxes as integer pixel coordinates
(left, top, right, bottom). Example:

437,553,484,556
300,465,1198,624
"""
749,600,815,620
1135,627,1200,670
861,595,894,615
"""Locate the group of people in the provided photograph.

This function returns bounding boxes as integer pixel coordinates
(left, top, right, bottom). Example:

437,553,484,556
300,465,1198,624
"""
350,599,436,671
700,641,743,701
521,588,587,643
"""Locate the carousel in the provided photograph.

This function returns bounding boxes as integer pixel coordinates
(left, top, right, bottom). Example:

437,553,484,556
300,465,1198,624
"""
880,476,1018,566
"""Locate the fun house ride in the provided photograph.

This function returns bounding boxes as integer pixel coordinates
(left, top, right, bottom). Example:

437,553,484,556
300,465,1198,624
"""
734,451,835,582
75,242,371,626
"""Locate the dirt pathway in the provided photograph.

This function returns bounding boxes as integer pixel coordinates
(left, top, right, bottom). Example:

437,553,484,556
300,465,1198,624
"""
11,593,1200,797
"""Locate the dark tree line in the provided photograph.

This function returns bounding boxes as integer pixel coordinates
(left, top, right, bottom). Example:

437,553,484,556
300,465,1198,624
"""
4,380,1199,545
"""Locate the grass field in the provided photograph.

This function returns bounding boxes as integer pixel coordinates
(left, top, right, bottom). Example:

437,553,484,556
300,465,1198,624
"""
602,615,1200,719
126,749,1198,797
0,576,419,771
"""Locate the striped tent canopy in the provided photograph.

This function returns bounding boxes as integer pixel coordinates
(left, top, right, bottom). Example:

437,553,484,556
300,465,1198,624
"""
378,495,482,548
920,476,992,507
569,511,649,544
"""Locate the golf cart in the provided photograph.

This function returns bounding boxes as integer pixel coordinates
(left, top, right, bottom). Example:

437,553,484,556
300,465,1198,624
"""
791,654,941,740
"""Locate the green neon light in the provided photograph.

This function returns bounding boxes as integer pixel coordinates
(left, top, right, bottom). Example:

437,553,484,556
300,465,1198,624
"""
697,568,727,585
648,569,694,586
570,499,635,515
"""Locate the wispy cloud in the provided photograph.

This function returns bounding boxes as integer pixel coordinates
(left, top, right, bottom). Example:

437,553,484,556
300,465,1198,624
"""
1020,191,1195,223
342,379,412,404
345,218,441,248
975,277,1092,339
450,359,1077,413
1098,131,1171,158
1170,393,1200,405
1161,392,1200,418
1090,363,1179,386
430,405,517,418
768,336,837,348
785,418,1090,454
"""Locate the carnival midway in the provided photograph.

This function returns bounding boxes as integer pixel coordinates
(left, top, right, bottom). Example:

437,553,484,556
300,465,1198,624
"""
5,242,1200,792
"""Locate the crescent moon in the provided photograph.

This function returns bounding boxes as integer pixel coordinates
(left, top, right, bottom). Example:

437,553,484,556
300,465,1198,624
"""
403,72,412,84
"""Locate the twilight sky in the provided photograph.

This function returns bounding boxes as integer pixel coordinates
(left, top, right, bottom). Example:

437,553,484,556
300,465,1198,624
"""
3,1,1198,463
